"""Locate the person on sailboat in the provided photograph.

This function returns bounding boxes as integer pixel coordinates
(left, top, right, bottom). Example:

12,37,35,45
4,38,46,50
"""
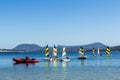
66,56,69,59
65,56,70,62
49,56,53,61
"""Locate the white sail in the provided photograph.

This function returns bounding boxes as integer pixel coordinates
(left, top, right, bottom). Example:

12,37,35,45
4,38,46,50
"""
62,47,66,57
98,48,100,55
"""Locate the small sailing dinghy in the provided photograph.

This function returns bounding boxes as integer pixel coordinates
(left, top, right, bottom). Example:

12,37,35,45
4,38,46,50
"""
105,47,111,57
92,48,96,56
60,47,70,62
97,48,102,56
44,45,53,61
77,47,87,59
53,45,59,60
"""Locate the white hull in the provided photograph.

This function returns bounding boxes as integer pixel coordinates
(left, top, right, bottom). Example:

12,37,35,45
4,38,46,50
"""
78,56,87,59
44,58,50,61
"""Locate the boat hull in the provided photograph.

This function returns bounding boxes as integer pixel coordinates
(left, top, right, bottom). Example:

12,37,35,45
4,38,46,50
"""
60,59,70,62
44,58,50,60
77,56,87,59
13,58,39,63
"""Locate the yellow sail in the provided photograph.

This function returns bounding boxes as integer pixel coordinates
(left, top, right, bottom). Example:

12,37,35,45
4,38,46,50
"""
79,47,84,56
45,45,49,57
105,47,110,56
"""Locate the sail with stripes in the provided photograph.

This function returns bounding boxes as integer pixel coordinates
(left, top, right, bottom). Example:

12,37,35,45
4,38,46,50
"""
45,45,49,57
53,45,57,56
79,47,84,56
105,47,111,56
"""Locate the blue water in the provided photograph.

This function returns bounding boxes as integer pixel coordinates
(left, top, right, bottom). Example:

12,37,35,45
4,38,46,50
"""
0,51,120,80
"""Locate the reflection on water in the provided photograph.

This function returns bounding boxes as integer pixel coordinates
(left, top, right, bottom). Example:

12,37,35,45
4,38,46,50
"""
106,56,111,67
44,60,58,68
53,59,58,67
62,62,66,68
44,60,69,68
80,60,86,66
97,56,101,65
13,63,37,68
61,61,69,68
62,62,68,68
45,61,49,68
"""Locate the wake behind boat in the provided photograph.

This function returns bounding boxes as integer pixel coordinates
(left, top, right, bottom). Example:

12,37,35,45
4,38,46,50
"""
77,47,87,59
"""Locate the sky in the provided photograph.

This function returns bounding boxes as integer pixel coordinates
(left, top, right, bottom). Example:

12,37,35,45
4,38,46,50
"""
0,0,120,49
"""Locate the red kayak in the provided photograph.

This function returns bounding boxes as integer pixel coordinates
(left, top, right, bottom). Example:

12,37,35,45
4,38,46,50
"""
13,58,39,63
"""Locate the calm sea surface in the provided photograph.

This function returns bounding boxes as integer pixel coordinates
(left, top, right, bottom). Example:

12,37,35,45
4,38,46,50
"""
0,51,120,80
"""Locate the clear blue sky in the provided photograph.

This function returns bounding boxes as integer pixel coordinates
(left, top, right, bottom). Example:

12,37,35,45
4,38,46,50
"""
0,0,120,48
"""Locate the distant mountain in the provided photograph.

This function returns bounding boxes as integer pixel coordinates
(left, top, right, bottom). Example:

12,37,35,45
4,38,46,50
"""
111,45,120,51
13,44,42,52
13,42,108,52
81,42,107,50
57,42,107,52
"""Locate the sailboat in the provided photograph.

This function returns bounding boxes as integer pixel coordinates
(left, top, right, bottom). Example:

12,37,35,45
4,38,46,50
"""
62,47,66,57
60,47,70,62
97,48,102,56
97,48,100,55
77,47,87,59
92,48,96,56
53,45,58,60
44,45,52,61
105,47,111,57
